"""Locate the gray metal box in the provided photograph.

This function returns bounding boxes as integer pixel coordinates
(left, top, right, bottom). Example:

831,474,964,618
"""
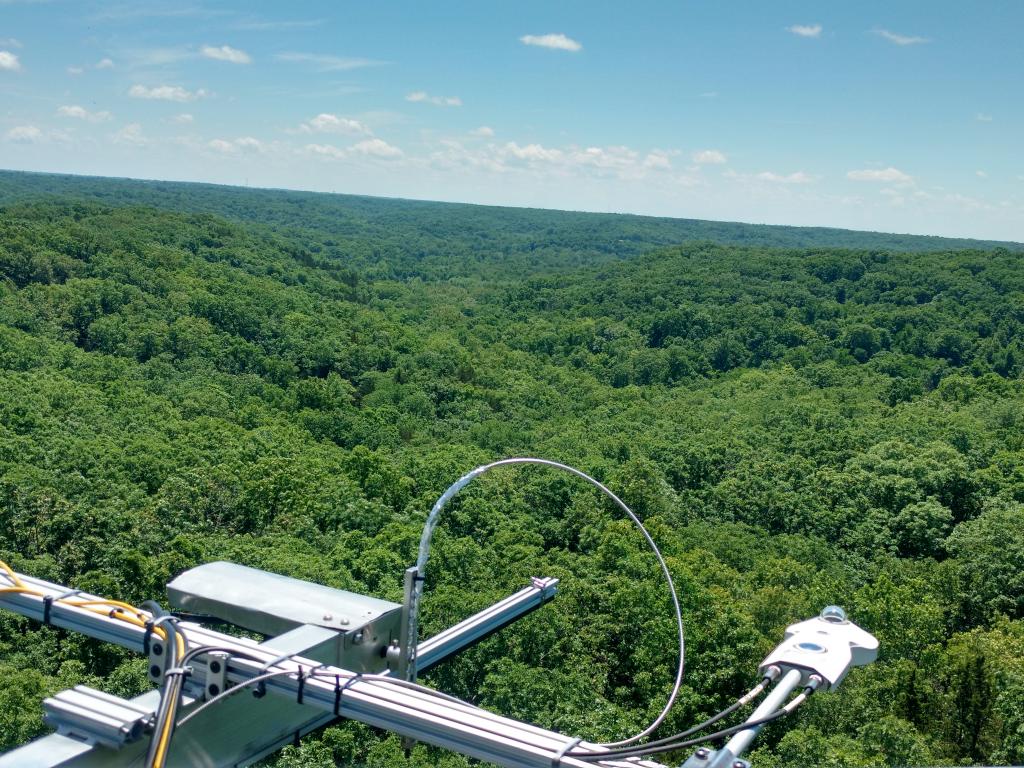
167,561,402,670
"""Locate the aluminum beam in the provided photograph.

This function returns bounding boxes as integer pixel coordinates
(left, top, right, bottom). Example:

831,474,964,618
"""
0,569,666,768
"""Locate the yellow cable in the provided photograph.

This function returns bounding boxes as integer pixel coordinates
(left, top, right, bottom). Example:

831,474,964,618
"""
0,558,186,768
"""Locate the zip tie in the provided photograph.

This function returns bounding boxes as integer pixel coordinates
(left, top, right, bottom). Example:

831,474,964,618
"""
41,588,82,626
552,737,584,766
142,620,154,654
333,673,363,716
254,651,297,699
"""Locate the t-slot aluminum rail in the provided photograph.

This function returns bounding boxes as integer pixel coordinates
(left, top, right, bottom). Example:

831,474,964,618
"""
0,569,667,768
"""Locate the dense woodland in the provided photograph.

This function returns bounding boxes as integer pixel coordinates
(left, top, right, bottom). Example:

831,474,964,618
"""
0,171,1023,767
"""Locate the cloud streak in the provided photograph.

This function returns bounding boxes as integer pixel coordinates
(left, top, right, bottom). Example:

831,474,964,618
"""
520,33,582,52
693,149,727,164
129,84,208,102
275,52,380,71
201,45,251,64
788,24,822,38
5,125,41,142
295,113,372,135
756,171,815,184
406,91,462,107
58,105,113,122
305,138,403,160
847,167,913,183
876,29,929,45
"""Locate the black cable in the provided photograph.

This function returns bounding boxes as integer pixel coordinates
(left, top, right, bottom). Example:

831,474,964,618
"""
176,669,299,728
571,688,815,762
567,675,774,758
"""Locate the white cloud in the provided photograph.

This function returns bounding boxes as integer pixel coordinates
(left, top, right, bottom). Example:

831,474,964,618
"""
129,84,207,102
296,113,372,135
5,125,41,142
208,136,265,154
208,138,237,154
847,167,913,183
232,18,324,31
234,136,263,150
171,113,194,124
755,171,815,184
112,122,146,145
305,143,346,160
351,138,402,158
201,45,251,64
519,33,582,52
67,66,84,75
504,142,564,163
470,126,495,137
976,113,993,122
406,91,462,107
275,52,379,71
0,38,22,49
788,24,822,38
427,138,696,184
305,138,403,160
96,58,115,69
976,170,988,178
693,149,727,164
643,150,674,170
0,51,21,71
58,105,113,122
876,29,929,45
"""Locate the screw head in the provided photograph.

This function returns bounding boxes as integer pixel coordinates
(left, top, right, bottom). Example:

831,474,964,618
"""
733,762,746,768
323,613,333,621
695,748,710,759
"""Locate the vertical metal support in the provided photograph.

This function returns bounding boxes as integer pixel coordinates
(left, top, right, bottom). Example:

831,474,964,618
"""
395,566,419,682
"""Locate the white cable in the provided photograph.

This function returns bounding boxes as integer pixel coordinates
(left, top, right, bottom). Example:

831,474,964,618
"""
408,457,685,747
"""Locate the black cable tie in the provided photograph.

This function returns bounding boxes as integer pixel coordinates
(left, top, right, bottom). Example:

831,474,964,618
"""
332,673,363,715
552,737,584,766
142,621,154,655
254,651,295,700
413,574,426,582
296,667,306,705
42,589,82,626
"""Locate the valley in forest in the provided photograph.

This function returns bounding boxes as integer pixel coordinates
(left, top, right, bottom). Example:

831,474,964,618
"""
1,170,1023,767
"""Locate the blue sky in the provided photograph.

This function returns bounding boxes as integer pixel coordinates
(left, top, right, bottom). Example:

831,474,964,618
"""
1,0,1022,241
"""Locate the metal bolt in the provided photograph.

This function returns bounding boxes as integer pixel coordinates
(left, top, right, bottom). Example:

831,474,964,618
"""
353,631,364,645
339,617,350,626
323,613,333,622
733,762,746,768
695,748,710,759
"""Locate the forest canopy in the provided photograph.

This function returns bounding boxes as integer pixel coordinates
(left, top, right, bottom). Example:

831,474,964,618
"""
0,172,1023,767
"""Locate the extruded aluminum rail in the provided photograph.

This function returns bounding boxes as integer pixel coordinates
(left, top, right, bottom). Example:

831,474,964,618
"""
0,569,664,768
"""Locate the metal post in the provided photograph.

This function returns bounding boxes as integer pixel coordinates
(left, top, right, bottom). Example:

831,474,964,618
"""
398,566,419,682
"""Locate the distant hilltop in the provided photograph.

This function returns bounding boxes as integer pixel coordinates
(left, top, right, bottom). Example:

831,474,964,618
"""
0,170,1020,278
